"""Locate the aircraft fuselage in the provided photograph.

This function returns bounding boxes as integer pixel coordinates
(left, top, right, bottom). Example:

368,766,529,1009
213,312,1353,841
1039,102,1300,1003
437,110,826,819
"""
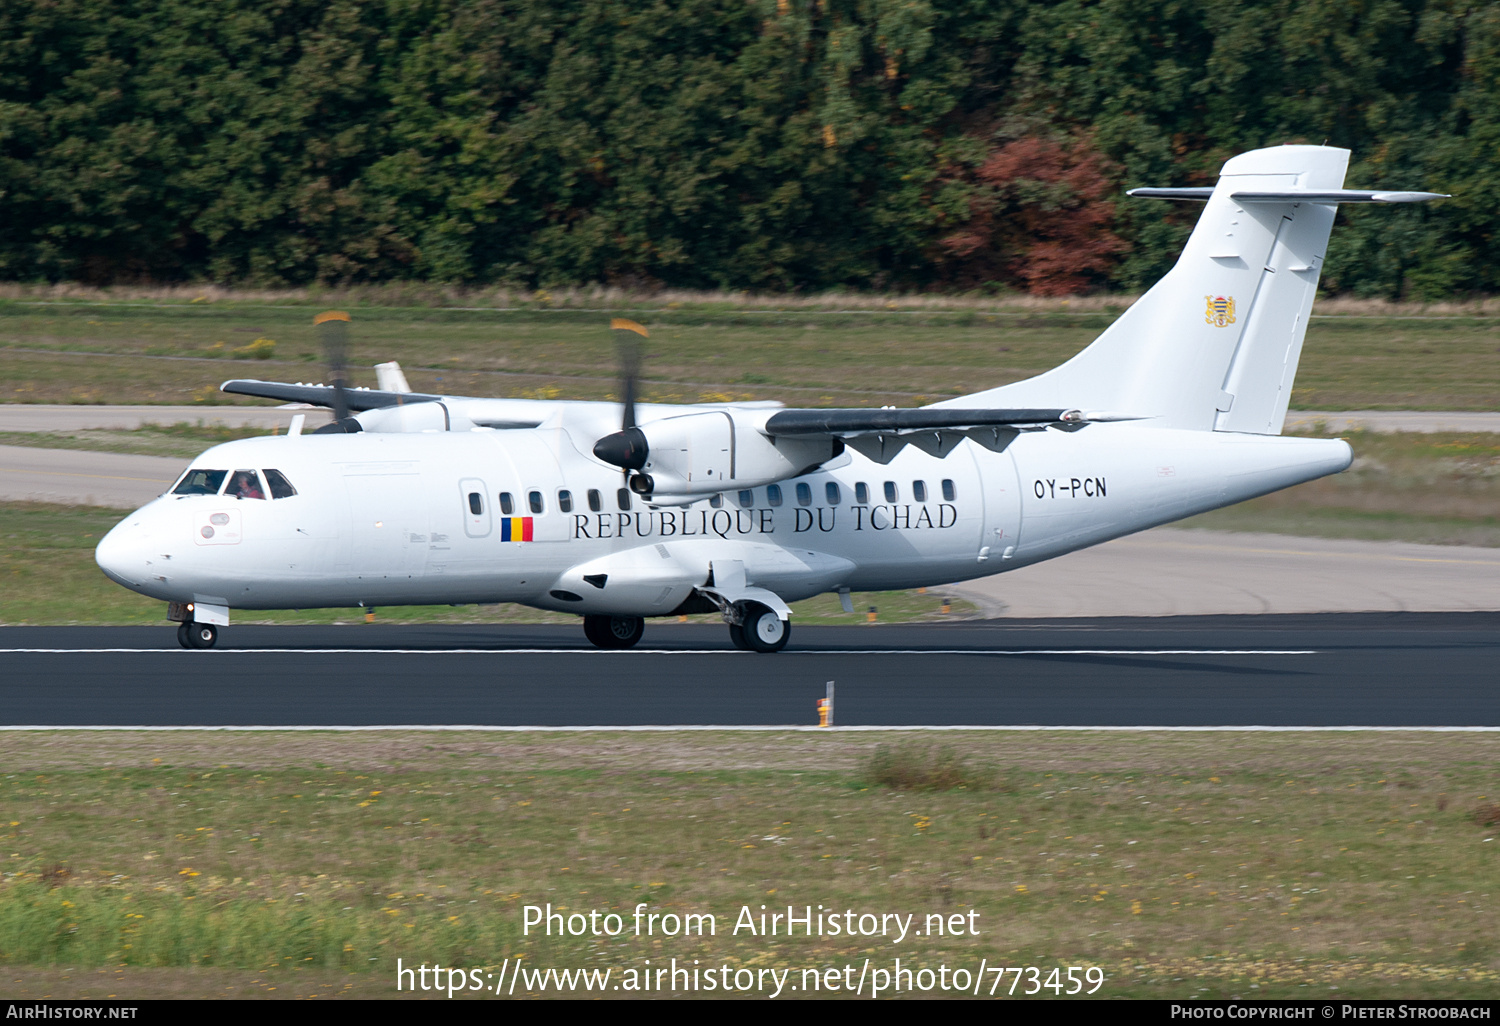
95,423,1351,617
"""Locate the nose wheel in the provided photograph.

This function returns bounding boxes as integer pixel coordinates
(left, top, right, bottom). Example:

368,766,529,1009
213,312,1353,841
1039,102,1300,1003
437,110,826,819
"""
582,615,644,649
177,623,218,649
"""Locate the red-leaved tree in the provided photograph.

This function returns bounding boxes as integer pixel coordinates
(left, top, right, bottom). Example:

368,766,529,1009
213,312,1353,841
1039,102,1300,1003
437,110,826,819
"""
940,135,1126,296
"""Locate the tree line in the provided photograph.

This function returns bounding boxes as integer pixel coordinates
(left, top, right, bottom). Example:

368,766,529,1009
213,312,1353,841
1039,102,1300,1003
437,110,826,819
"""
1,0,1494,297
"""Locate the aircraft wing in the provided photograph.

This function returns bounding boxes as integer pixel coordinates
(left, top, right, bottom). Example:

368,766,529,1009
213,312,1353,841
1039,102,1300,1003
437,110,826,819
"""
220,379,445,411
762,406,1102,462
764,407,1077,434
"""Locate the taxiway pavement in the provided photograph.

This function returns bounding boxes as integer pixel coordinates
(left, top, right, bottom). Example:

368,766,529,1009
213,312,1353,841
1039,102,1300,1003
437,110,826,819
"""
0,444,185,507
0,404,333,432
947,529,1500,617
2,615,1495,728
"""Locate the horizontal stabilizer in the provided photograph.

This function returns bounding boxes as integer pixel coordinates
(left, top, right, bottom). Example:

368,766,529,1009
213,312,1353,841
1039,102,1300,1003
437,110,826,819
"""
1128,186,1447,205
1126,187,1215,201
1230,189,1448,204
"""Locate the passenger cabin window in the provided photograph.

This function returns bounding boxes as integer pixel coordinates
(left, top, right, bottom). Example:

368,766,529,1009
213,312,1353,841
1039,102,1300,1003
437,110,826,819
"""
528,490,544,514
617,488,632,511
225,470,266,500
795,482,812,506
710,493,724,508
557,489,573,513
498,492,515,515
825,482,841,505
854,482,869,505
173,469,227,496
738,489,754,509
941,478,956,502
468,492,484,515
912,480,927,503
587,489,602,512
884,481,899,503
766,484,783,507
264,469,297,499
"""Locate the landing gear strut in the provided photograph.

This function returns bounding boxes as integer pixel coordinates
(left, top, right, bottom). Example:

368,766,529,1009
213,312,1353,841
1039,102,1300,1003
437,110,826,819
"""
583,614,644,649
177,622,218,649
729,602,789,654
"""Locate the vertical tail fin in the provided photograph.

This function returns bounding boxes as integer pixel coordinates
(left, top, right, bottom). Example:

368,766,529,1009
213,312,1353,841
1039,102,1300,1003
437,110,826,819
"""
941,145,1442,434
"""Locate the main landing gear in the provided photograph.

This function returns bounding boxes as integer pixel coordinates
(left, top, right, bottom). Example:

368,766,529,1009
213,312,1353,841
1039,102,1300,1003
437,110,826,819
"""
583,614,645,649
727,601,790,654
176,622,218,649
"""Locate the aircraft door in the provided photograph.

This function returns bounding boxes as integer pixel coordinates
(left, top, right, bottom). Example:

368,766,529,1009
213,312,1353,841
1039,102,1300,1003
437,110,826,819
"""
460,478,491,538
343,470,428,576
976,446,1023,565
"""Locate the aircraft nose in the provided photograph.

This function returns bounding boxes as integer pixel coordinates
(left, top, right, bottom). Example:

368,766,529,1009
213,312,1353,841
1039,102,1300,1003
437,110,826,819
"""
95,517,149,588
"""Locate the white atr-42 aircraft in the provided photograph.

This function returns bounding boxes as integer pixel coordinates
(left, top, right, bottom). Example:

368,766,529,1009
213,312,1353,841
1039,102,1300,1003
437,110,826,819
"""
95,145,1442,651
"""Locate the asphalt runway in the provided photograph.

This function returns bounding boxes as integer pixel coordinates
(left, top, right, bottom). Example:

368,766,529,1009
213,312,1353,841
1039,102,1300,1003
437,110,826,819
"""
3,614,1496,728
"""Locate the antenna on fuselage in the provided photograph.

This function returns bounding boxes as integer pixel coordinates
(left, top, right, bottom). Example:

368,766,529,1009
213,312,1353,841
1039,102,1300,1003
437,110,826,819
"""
314,310,352,423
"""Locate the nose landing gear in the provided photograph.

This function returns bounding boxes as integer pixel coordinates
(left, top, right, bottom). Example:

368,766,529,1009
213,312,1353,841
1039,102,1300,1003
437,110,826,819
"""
177,622,218,649
168,601,226,649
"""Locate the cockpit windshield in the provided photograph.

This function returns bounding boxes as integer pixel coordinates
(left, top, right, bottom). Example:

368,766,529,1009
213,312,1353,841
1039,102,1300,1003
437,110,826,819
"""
170,467,298,498
172,469,227,495
264,469,298,498
225,470,266,500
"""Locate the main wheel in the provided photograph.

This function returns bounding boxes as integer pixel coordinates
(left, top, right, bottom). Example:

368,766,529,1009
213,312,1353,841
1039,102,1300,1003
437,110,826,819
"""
582,614,644,649
185,623,218,649
176,623,191,649
727,622,750,651
741,603,789,653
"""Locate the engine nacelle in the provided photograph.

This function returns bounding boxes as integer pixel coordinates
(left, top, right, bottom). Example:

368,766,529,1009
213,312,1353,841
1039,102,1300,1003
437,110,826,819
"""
355,401,462,433
596,410,839,499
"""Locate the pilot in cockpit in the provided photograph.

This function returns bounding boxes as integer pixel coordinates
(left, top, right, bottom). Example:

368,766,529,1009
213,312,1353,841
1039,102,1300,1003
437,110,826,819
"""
226,470,265,500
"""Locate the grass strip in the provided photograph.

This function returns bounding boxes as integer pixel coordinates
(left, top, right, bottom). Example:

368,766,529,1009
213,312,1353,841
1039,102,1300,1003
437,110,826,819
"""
2,301,1498,410
0,730,1494,999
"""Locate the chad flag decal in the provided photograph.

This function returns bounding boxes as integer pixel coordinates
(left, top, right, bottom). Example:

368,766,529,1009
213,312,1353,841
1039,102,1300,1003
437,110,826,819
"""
500,517,534,542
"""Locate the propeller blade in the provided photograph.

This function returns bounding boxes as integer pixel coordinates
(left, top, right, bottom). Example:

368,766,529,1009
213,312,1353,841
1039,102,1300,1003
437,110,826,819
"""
611,318,647,431
314,310,352,423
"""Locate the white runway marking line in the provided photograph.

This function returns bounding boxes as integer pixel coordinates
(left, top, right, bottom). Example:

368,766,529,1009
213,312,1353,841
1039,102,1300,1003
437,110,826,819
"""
0,647,1318,656
0,725,1495,733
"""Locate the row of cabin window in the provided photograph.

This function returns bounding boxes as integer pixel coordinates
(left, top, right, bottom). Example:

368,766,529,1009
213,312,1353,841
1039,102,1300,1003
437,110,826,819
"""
730,479,956,508
483,478,958,517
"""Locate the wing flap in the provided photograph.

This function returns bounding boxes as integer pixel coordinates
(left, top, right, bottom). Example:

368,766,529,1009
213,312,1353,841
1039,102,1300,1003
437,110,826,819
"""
764,407,1075,435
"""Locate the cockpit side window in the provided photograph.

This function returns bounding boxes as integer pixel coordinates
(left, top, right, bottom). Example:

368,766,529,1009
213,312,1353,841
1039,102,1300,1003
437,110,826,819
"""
225,469,266,500
264,469,298,499
172,469,227,495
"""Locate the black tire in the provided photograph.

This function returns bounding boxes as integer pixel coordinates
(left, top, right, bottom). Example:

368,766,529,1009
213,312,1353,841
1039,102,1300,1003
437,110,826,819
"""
727,622,750,651
186,623,218,649
176,623,192,649
582,615,609,647
583,614,644,649
741,603,789,653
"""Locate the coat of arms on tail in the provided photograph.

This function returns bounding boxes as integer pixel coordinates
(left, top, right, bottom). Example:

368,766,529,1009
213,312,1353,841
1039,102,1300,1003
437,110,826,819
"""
1205,295,1236,327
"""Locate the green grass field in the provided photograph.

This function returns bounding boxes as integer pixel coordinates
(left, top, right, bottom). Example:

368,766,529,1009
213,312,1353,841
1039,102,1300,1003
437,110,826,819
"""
2,292,1499,411
0,731,1495,999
